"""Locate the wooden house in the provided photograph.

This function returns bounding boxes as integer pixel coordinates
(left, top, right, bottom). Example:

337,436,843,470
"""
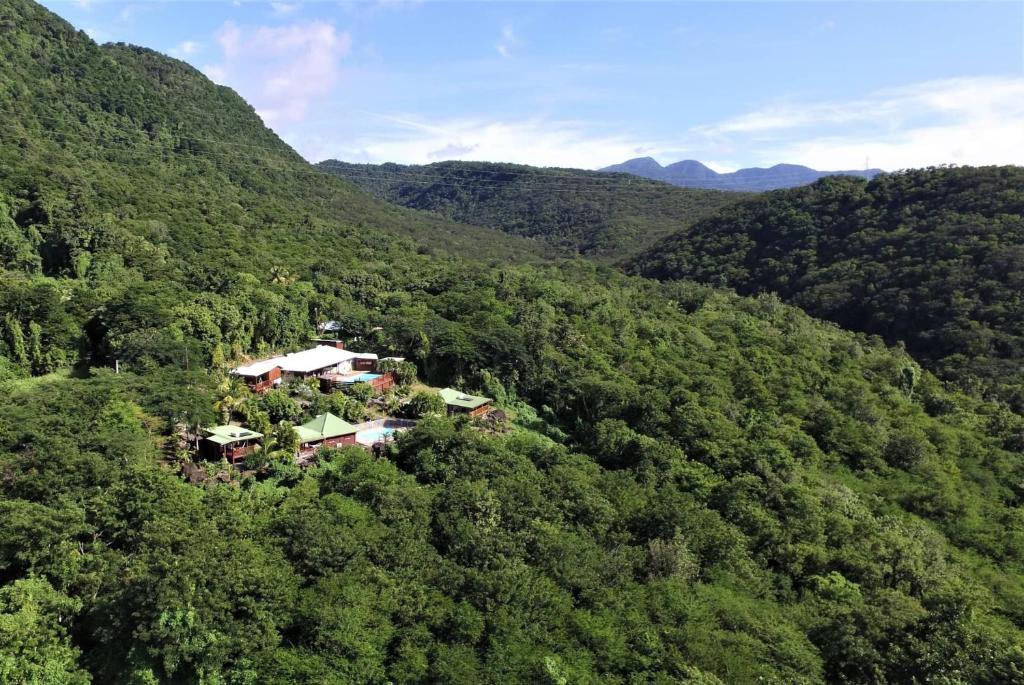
439,388,493,418
232,359,282,393
232,346,380,387
294,413,358,459
199,425,263,464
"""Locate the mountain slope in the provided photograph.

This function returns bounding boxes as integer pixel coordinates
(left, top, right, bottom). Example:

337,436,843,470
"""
0,12,549,275
1,2,1024,683
632,167,1024,407
602,156,882,191
317,159,744,259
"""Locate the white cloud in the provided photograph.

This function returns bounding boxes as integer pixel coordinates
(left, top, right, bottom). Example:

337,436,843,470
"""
116,4,152,23
171,40,201,57
703,161,738,173
202,20,352,127
693,76,1024,169
298,114,658,168
496,25,517,58
271,2,300,16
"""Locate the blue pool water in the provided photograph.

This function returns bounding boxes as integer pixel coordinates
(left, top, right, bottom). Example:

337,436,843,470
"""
357,427,396,443
346,373,382,383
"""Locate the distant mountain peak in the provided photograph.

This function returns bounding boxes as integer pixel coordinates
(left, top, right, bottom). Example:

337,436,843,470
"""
599,158,882,191
603,157,666,176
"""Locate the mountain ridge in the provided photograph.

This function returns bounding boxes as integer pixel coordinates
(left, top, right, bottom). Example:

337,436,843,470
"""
317,159,746,259
602,156,883,191
630,167,1024,407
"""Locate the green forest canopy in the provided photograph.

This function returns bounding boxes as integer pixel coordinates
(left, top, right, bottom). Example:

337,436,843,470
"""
0,1,1023,683
631,168,1024,410
318,159,744,260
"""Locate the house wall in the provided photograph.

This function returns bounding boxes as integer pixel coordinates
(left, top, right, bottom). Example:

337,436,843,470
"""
245,367,281,393
199,439,259,463
468,404,491,418
298,433,357,457
447,403,491,417
354,358,376,372
326,434,357,448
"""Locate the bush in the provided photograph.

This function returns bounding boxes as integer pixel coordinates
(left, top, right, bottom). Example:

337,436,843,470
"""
345,382,375,403
405,391,446,418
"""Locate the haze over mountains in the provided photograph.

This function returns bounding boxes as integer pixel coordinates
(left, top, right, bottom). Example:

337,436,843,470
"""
601,157,883,191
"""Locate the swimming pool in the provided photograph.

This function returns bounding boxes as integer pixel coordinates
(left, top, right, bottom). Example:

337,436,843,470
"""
356,427,396,444
353,418,417,446
345,373,382,384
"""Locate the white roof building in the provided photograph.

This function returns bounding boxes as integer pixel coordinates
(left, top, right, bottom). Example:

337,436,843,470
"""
233,346,379,378
233,357,286,377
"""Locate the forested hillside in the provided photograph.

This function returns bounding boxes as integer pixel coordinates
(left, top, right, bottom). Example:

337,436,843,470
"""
1,2,1024,683
633,168,1024,409
318,160,742,258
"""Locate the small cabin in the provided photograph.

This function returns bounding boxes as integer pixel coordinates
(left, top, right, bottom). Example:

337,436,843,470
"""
294,413,358,459
232,359,282,393
199,425,263,464
439,388,493,418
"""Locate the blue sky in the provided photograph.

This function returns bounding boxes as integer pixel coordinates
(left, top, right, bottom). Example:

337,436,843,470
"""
42,0,1024,170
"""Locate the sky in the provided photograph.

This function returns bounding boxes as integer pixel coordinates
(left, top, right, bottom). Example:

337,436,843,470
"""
42,0,1024,171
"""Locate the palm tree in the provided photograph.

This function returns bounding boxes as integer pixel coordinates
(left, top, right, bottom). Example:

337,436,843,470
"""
213,376,249,423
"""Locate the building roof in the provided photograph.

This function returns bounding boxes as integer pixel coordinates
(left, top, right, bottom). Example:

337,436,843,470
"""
203,425,264,445
278,346,355,374
294,413,358,444
439,388,492,410
317,320,342,332
233,346,378,377
232,357,285,377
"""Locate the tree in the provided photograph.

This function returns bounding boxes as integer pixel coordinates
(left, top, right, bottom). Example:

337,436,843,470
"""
0,577,90,685
3,314,28,369
405,391,446,418
271,420,301,458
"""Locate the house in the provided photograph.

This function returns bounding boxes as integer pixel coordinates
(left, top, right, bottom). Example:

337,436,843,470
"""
199,425,263,463
294,413,358,459
310,338,346,349
232,346,380,389
232,358,283,393
439,388,493,418
277,346,379,379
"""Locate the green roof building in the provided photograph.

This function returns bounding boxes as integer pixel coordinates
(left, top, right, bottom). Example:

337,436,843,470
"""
438,388,493,417
294,413,358,453
199,425,263,463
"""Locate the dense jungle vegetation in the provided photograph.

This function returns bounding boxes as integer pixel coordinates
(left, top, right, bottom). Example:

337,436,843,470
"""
1,1,1023,683
318,160,742,259
631,169,1024,410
